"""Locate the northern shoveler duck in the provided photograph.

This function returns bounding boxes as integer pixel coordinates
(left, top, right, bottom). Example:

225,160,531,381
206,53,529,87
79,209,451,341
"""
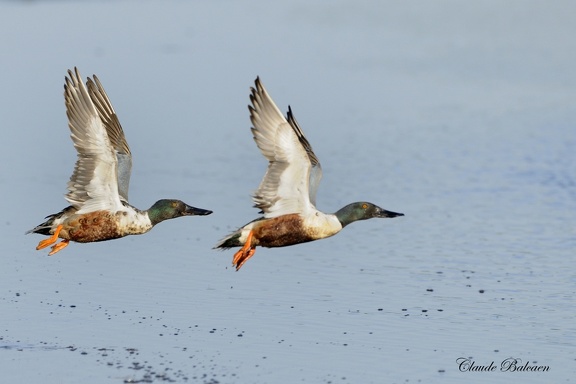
215,77,403,270
27,68,212,256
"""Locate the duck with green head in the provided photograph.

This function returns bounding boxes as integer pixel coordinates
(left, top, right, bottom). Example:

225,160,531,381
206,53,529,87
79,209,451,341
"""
215,77,403,270
27,68,212,255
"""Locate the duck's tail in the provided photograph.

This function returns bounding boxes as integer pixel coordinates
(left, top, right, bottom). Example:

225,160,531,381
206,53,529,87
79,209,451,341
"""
213,231,242,250
26,206,74,236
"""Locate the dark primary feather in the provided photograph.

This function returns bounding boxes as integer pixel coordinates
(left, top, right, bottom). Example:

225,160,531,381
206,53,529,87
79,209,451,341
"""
286,106,320,167
286,105,323,206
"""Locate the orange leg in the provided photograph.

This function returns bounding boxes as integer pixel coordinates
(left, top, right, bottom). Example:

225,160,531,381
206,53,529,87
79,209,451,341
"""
36,225,63,250
48,240,70,256
232,230,256,271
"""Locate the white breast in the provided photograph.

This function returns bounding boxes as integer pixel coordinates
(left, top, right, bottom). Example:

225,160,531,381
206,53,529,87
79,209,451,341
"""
303,210,343,240
117,208,153,236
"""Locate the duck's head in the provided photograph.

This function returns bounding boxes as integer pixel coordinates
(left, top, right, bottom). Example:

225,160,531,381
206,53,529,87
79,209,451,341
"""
335,202,403,228
148,199,212,225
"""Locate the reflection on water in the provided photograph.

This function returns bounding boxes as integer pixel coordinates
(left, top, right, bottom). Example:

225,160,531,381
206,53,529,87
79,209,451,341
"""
1,0,575,383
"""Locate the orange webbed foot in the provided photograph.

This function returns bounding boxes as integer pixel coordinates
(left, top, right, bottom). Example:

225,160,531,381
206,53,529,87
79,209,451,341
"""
232,231,256,271
234,247,256,271
48,240,70,256
36,225,63,251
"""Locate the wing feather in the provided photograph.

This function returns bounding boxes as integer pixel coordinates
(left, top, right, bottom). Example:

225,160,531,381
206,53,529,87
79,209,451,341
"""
86,74,132,202
249,77,322,217
64,67,123,214
286,106,322,206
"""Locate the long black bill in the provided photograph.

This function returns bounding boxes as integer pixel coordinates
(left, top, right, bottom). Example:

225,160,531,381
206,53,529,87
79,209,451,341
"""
185,205,213,216
378,209,404,218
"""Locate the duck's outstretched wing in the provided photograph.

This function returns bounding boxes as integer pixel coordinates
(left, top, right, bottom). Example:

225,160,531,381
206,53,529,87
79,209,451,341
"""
86,74,132,203
64,67,124,214
285,106,322,206
249,77,322,218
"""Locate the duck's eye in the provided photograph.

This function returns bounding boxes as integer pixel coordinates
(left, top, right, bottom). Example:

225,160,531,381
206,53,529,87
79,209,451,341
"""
362,203,368,209
171,202,178,208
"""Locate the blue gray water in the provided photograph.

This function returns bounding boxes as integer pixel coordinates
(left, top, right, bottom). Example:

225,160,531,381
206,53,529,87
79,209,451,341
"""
1,1,575,383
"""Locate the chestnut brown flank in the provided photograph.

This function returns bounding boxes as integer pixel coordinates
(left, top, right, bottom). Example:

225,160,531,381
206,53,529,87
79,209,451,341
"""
252,214,315,248
60,211,123,243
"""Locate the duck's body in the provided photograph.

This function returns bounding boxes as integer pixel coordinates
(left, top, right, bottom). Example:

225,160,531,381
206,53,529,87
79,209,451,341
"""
218,209,342,250
215,77,403,270
29,204,153,243
28,68,212,255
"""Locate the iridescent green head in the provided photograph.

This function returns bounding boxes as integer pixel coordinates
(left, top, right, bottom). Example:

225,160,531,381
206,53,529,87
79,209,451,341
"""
335,202,403,228
148,199,212,226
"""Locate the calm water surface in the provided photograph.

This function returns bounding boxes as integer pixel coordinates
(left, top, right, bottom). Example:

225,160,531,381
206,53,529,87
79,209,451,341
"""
1,1,575,383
